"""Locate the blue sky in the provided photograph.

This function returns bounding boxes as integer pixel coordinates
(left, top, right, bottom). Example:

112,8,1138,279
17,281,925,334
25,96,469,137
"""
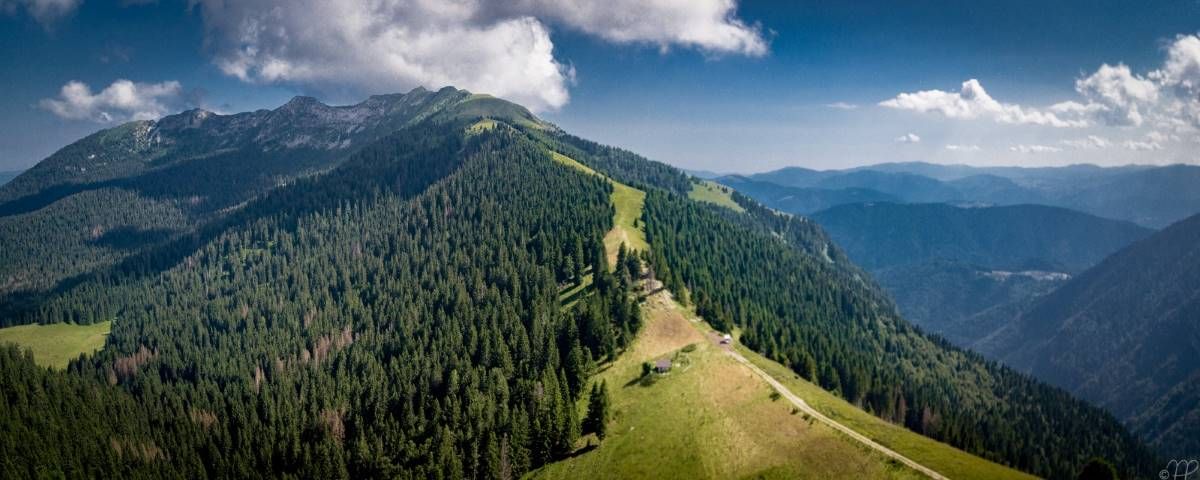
2,0,1199,172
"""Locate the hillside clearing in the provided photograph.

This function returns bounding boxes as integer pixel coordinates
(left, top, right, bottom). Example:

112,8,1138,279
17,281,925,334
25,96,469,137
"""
551,151,648,266
731,339,1037,480
688,180,745,212
0,321,111,369
528,291,925,480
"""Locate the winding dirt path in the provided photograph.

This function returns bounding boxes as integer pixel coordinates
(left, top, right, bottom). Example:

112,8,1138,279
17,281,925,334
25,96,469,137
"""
717,340,950,480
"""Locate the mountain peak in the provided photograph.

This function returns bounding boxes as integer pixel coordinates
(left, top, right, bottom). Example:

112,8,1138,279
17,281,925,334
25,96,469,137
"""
279,95,327,113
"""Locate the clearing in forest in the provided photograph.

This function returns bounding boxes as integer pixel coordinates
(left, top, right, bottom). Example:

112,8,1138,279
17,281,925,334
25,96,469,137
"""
529,291,924,480
550,151,648,266
0,320,111,369
688,180,745,213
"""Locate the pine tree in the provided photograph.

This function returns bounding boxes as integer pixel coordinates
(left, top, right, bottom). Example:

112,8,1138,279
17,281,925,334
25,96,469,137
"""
584,380,611,441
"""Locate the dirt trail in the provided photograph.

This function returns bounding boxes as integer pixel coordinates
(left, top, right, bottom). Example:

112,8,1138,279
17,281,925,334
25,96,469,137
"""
714,335,950,480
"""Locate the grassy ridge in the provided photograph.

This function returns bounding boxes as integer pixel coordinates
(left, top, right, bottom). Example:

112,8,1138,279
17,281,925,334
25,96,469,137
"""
688,180,745,212
551,151,648,265
733,342,1037,480
529,292,924,480
0,320,111,369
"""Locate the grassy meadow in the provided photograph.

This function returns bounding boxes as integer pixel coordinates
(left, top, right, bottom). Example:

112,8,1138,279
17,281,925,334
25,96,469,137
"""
0,320,111,369
688,180,745,212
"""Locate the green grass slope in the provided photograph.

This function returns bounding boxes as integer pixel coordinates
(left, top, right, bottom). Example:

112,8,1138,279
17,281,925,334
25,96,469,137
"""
530,292,925,480
551,151,648,265
0,320,110,369
688,180,745,212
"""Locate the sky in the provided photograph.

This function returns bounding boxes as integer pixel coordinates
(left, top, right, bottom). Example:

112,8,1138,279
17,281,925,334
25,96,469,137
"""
2,0,1199,173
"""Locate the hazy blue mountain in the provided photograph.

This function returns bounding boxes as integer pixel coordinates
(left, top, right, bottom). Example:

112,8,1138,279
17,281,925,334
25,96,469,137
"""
739,162,1199,227
811,170,964,203
873,260,1068,345
810,202,1151,273
684,168,725,179
716,175,899,214
0,171,19,186
811,202,1151,350
975,212,1200,456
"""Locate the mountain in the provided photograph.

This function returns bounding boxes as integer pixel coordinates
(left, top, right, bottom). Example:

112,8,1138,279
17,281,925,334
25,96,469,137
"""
871,260,1068,345
683,168,725,179
811,202,1152,273
0,170,19,186
0,86,543,301
975,212,1200,456
811,203,1151,345
716,175,899,214
738,162,1200,227
0,89,1158,479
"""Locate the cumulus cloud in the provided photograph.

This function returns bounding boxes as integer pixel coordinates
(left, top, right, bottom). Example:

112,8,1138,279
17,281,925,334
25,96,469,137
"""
944,144,981,152
1062,135,1112,149
0,0,81,25
883,34,1200,138
496,0,767,56
39,79,183,123
880,79,1087,127
894,133,921,144
1010,144,1063,154
191,0,765,111
1074,64,1159,126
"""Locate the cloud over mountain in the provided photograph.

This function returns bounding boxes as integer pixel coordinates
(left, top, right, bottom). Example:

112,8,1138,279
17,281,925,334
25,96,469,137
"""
191,0,766,111
39,79,182,122
879,79,1086,127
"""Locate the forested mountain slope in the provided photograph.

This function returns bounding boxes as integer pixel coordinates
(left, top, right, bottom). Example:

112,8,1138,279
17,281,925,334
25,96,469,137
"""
807,202,1150,344
641,190,1155,478
0,86,531,303
811,202,1151,273
0,90,1160,479
976,212,1200,457
3,120,647,478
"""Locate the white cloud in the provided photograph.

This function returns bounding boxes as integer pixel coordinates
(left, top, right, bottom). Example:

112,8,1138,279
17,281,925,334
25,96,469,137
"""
1010,144,1063,154
1062,135,1111,149
0,0,80,25
39,79,183,123
880,34,1200,139
498,0,767,56
191,0,766,112
1122,140,1164,151
825,102,858,110
894,133,921,144
880,79,1087,127
944,144,981,152
1074,63,1159,126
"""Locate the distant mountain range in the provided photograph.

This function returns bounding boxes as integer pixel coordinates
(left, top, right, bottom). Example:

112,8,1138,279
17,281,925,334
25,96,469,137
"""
811,202,1152,273
0,170,19,186
723,161,1200,228
974,212,1200,456
809,202,1151,345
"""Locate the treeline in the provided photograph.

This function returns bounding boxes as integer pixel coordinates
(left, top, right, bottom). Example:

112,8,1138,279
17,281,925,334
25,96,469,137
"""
1,125,639,478
641,189,1158,479
522,127,693,195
